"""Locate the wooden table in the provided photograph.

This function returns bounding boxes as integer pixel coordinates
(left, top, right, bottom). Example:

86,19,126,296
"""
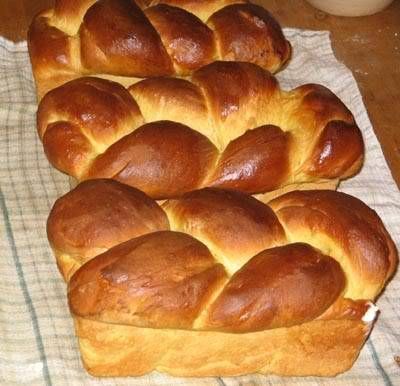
1,0,399,188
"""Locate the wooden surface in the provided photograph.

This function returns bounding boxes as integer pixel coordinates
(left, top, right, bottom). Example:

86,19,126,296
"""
1,0,399,188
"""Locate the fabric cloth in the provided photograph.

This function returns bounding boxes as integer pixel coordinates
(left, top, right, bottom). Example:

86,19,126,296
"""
0,29,399,386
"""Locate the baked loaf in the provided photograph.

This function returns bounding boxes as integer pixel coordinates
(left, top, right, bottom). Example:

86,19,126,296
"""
37,61,364,200
28,0,291,98
47,179,398,377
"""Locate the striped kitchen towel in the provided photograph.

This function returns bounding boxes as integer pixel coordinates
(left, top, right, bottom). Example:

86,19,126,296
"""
0,29,399,385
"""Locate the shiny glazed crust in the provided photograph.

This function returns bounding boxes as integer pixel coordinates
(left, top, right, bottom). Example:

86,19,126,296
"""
37,62,364,200
28,0,291,98
46,180,398,377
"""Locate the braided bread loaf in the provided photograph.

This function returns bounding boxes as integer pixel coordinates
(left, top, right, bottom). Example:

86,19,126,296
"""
37,61,364,201
28,0,291,98
47,179,397,377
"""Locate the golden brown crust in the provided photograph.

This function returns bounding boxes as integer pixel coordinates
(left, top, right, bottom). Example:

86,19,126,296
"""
28,0,290,97
86,121,219,199
67,234,350,333
208,125,291,192
80,0,173,77
304,120,364,178
42,121,95,178
37,77,143,178
269,189,398,299
37,77,142,141
46,181,398,376
206,243,345,332
37,62,364,199
129,76,214,140
69,231,228,329
209,4,291,72
47,180,397,302
144,5,216,73
293,84,355,126
192,61,279,144
47,179,169,280
28,13,77,99
163,187,286,273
